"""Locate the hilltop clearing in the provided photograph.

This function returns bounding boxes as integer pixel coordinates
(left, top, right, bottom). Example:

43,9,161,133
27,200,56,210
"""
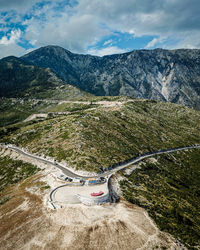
0,148,180,250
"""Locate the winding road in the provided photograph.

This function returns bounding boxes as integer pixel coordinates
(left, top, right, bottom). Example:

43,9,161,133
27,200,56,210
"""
1,143,200,208
3,144,200,180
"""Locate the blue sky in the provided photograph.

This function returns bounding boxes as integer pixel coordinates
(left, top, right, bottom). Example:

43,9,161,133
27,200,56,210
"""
0,0,200,58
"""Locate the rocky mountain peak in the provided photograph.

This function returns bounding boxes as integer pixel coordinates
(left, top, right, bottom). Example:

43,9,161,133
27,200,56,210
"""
20,46,200,109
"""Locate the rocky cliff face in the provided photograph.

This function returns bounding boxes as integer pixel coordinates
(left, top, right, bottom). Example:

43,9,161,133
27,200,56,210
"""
22,46,200,109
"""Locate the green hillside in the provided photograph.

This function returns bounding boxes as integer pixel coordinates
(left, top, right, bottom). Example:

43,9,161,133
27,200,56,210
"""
0,155,40,206
120,149,200,249
0,98,58,127
0,56,92,100
1,99,200,172
1,97,200,249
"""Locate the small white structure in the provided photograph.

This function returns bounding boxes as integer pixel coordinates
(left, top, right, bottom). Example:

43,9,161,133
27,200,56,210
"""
73,177,82,183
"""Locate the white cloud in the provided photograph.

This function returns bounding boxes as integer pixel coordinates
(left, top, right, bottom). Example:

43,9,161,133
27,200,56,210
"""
170,32,200,49
103,39,113,46
1,0,200,58
145,38,159,49
0,0,41,12
0,30,26,59
75,0,200,49
0,29,21,45
128,29,135,35
0,43,26,58
145,37,167,49
87,46,127,57
25,11,110,53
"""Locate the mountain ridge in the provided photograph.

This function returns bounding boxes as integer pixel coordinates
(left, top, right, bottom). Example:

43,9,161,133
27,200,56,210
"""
0,55,91,100
21,45,200,109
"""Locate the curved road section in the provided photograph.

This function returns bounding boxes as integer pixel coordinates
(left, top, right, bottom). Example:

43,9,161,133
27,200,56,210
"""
2,144,200,208
2,144,200,179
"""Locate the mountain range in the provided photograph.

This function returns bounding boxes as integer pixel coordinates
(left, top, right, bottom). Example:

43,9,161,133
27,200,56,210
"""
1,45,200,108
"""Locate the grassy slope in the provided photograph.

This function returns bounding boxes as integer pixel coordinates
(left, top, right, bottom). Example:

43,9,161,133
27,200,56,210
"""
0,98,60,127
0,89,93,127
120,149,200,249
1,98,200,248
0,156,40,193
0,155,50,249
1,99,200,172
46,102,99,113
36,84,92,100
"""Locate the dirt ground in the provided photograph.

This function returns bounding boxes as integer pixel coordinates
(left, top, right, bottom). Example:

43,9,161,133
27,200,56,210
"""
0,148,182,250
52,181,108,205
0,197,181,250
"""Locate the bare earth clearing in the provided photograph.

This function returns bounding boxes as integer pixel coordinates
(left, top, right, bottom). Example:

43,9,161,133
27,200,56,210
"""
0,148,182,250
23,99,126,122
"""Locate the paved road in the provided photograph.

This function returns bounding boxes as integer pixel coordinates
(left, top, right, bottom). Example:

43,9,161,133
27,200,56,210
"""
3,144,200,180
5,146,86,178
3,144,200,209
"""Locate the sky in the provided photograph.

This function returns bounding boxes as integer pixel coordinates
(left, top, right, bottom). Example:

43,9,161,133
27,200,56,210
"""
0,0,200,58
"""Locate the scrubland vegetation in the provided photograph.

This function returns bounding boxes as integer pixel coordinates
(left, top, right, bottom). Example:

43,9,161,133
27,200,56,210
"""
120,149,200,249
1,99,200,172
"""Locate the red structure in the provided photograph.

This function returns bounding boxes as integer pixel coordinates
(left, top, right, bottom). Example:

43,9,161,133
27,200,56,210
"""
90,191,104,197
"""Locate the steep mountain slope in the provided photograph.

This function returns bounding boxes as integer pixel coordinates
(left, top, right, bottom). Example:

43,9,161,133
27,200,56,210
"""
22,46,200,109
0,56,91,100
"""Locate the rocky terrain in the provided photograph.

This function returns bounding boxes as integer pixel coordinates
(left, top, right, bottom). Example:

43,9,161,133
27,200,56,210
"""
22,46,200,109
0,147,181,250
0,45,200,249
120,149,200,248
0,99,199,249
